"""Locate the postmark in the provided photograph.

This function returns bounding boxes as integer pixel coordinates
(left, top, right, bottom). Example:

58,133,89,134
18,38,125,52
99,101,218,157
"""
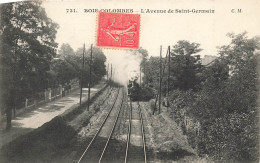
97,12,140,49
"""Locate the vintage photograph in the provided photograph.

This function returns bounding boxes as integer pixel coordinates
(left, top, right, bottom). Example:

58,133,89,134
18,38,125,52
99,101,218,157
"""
0,0,260,162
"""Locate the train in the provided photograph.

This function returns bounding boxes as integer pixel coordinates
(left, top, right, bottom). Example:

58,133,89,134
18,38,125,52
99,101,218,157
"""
127,79,140,101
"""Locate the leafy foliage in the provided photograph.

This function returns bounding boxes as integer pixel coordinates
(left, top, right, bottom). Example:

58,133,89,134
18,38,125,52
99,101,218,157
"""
170,41,202,91
142,56,160,90
191,33,259,162
141,33,259,162
0,1,59,129
86,47,107,82
57,43,74,58
50,45,107,88
198,112,258,162
50,59,78,86
142,40,202,97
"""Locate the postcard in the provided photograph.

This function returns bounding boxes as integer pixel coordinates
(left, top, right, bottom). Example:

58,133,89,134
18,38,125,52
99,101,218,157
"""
0,0,260,162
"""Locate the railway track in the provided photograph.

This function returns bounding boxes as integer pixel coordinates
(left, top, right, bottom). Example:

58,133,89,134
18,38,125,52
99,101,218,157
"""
77,87,125,163
77,87,147,163
125,100,147,163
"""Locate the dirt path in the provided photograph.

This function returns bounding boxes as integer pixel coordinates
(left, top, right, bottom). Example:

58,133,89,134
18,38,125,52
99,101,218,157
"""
0,81,106,148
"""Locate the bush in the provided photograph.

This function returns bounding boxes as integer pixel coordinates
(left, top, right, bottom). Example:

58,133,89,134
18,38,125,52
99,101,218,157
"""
140,86,154,101
148,99,156,114
198,112,259,162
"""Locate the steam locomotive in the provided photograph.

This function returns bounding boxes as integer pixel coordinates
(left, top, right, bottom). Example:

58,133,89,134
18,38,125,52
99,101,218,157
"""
127,79,140,101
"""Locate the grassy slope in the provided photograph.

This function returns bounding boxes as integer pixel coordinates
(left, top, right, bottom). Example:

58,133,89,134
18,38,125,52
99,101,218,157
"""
140,102,213,162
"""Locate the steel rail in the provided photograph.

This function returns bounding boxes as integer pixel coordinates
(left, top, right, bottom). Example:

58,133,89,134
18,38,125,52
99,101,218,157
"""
124,96,132,163
139,103,147,163
98,90,125,163
125,100,147,163
77,87,120,163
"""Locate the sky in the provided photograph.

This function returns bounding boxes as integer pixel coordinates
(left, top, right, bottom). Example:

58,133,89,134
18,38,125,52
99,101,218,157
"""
42,0,260,57
41,0,260,84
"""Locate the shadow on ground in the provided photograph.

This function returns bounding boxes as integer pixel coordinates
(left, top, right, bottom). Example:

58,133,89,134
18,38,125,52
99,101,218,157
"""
0,85,109,163
0,117,76,163
0,86,195,163
0,117,195,163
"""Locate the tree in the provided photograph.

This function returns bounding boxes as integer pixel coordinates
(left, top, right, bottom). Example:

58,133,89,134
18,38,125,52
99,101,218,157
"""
142,56,160,91
50,44,81,86
85,46,106,84
50,59,78,85
194,32,260,162
142,41,203,96
218,32,260,114
197,32,260,117
0,1,59,130
57,43,74,58
170,40,202,91
137,47,149,69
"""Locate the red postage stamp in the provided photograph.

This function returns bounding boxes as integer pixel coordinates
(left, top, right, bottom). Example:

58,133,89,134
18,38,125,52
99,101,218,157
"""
97,12,140,49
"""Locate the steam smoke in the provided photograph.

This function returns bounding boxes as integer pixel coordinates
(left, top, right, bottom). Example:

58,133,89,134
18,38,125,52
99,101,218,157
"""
104,49,143,87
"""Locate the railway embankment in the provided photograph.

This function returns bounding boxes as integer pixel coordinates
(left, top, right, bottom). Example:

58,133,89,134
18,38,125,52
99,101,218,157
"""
139,102,211,162
0,83,110,163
